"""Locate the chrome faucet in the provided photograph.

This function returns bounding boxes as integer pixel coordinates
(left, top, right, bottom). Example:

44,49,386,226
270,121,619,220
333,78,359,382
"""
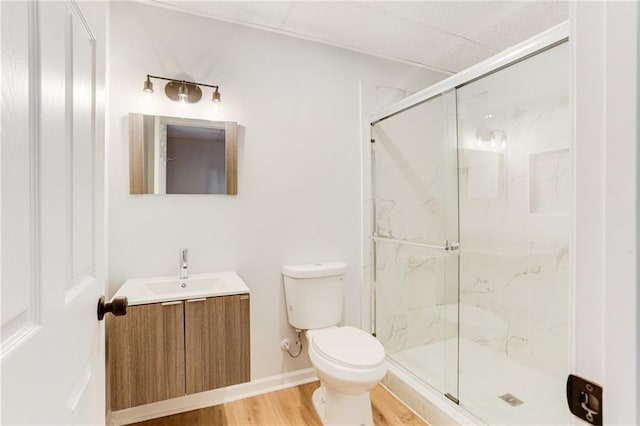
179,248,188,279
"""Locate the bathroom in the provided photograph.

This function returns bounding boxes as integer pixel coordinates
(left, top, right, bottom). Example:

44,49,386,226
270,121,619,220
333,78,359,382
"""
1,1,638,425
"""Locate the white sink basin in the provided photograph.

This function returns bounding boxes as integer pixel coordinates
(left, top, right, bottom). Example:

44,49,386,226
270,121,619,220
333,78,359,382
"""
143,277,220,295
113,272,249,306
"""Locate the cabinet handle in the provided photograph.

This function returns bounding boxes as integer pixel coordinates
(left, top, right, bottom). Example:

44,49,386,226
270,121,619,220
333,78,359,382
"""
161,301,182,306
186,298,206,303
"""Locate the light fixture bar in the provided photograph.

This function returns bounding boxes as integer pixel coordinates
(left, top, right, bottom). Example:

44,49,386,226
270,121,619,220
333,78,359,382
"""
146,74,219,91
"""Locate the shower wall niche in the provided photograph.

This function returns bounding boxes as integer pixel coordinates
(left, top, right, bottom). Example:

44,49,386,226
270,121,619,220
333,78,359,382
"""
371,41,570,425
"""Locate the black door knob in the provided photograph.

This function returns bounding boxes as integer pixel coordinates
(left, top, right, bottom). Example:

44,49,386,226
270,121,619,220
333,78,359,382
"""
97,296,128,321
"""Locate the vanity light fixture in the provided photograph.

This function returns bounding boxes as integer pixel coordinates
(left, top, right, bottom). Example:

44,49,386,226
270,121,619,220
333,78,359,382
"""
142,74,222,106
143,75,153,93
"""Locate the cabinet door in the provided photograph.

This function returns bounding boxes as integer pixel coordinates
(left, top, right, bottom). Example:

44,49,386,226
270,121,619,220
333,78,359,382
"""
108,302,186,410
185,294,250,394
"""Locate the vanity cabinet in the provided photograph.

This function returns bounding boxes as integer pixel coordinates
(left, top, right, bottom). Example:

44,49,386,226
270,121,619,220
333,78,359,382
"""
107,294,250,411
108,301,186,410
185,294,250,393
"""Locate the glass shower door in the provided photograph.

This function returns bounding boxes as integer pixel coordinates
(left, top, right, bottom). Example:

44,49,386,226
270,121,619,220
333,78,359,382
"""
456,42,570,424
371,91,459,400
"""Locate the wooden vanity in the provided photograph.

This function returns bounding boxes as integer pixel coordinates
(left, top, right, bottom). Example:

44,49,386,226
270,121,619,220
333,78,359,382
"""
107,273,250,410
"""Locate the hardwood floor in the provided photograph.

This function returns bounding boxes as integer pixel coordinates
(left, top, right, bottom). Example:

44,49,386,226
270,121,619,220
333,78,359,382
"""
129,381,427,426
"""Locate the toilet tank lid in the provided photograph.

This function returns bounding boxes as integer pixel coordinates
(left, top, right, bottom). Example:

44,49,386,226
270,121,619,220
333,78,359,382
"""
282,262,347,279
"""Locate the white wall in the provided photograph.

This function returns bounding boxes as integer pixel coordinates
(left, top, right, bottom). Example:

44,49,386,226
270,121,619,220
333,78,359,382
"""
108,2,445,380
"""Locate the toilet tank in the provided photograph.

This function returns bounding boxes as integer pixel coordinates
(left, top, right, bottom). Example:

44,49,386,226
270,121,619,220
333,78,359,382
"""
282,262,347,330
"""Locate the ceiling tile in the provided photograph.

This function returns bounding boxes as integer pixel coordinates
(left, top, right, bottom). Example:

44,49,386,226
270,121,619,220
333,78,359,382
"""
360,1,524,38
281,2,459,72
464,1,568,51
149,0,569,72
153,0,295,30
419,37,499,73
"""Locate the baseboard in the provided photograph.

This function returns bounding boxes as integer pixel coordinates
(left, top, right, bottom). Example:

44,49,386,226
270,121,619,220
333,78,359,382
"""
108,368,318,426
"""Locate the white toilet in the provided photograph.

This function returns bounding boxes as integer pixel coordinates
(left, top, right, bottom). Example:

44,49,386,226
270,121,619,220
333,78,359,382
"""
282,262,386,426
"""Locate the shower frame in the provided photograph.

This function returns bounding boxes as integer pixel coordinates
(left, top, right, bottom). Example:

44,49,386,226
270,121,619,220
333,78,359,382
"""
363,21,571,422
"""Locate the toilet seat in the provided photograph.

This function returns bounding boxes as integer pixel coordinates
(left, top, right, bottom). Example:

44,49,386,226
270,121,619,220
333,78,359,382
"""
310,326,385,369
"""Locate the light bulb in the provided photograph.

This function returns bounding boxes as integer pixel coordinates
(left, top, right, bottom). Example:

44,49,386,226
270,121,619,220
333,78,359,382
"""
490,132,498,149
476,138,482,147
177,82,189,111
144,90,154,106
177,82,188,101
178,97,187,111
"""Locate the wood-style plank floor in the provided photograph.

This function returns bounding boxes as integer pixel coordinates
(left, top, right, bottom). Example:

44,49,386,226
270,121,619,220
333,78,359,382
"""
130,382,427,426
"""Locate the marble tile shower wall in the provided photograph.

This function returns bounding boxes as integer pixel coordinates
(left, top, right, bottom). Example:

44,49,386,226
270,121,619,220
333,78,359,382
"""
375,243,459,352
371,43,570,381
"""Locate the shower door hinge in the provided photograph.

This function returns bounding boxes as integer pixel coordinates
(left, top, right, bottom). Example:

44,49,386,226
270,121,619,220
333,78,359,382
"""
370,138,375,144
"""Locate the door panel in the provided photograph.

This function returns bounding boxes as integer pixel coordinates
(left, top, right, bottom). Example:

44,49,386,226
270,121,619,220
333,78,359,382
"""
1,1,107,424
70,6,96,287
1,0,39,354
371,91,460,399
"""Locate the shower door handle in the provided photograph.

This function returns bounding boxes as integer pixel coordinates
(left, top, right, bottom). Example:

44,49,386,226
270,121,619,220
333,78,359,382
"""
444,240,460,251
370,236,460,252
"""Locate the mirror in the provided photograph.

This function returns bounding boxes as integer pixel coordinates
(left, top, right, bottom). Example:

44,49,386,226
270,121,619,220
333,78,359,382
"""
129,113,237,195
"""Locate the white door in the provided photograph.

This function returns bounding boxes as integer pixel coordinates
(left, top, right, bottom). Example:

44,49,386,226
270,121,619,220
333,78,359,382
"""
1,1,107,424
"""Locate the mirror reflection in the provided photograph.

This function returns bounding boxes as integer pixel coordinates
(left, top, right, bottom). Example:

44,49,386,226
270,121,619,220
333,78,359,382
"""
129,114,237,195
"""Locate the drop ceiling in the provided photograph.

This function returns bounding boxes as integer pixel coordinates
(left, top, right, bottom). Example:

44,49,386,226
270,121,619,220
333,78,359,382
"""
149,1,568,74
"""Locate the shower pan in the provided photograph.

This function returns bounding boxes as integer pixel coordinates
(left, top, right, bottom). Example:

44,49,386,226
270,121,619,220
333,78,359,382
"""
369,26,570,425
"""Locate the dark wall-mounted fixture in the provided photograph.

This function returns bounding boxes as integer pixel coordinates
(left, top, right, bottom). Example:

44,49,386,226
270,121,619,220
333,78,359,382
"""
143,74,221,109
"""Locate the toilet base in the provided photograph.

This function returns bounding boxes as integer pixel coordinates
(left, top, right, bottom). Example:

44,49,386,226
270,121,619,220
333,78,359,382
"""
312,384,374,426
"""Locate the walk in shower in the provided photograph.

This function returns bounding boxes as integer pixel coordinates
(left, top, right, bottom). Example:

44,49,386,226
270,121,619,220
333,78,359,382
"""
370,33,570,424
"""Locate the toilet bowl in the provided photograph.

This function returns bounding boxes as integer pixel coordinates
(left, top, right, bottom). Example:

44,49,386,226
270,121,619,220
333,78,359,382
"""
307,326,386,426
282,262,387,425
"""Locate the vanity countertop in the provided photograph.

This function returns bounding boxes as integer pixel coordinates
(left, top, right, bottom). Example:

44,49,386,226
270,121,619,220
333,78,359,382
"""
113,271,250,306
